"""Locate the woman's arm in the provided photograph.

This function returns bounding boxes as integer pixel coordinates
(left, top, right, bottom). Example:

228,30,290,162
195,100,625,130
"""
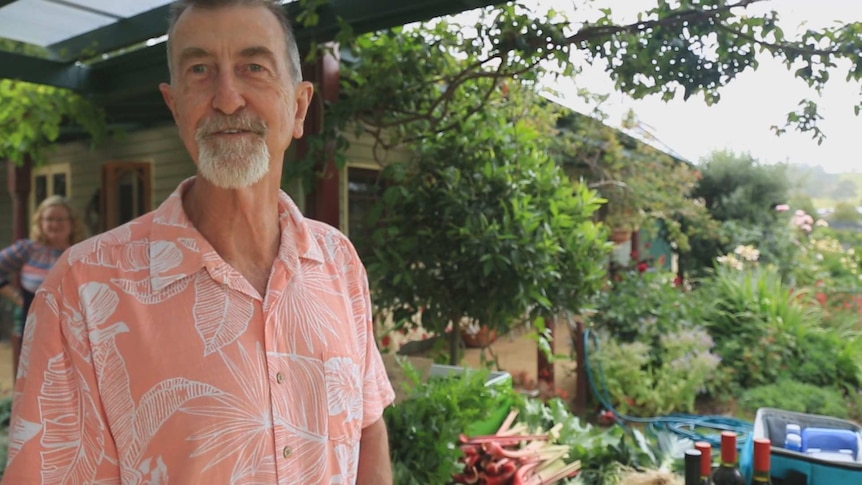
0,240,31,283
0,281,23,308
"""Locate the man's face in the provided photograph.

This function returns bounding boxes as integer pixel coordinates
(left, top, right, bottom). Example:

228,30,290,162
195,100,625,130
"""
159,5,312,189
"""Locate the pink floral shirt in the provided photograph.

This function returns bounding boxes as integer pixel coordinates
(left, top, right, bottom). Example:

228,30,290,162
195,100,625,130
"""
3,178,395,485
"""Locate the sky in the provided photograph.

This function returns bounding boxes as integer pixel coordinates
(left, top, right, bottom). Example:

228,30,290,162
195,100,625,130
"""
537,0,862,173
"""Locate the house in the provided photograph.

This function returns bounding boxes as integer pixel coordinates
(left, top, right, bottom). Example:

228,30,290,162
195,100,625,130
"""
0,0,504,245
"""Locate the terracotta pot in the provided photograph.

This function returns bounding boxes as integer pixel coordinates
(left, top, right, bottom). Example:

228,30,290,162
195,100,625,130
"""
461,326,498,348
609,229,632,243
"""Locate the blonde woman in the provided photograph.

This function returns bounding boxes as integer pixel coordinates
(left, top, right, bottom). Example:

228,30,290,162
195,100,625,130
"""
0,195,85,375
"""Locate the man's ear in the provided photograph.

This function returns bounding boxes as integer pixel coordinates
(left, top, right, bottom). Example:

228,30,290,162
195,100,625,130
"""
159,83,179,122
292,81,315,139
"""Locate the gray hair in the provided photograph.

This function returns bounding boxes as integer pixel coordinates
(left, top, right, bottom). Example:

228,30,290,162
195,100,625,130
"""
165,0,303,85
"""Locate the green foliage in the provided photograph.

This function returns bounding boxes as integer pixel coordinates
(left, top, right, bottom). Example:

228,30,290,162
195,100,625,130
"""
589,328,721,416
587,271,722,416
695,150,790,226
739,380,852,419
384,361,513,485
590,270,701,347
700,265,862,393
294,1,862,189
789,227,861,291
554,110,715,252
0,79,107,166
684,150,794,275
831,202,862,225
517,398,671,485
367,104,611,364
0,395,11,478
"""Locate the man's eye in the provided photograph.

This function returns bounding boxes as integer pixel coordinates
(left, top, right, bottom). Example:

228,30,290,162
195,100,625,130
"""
190,64,207,74
248,64,264,72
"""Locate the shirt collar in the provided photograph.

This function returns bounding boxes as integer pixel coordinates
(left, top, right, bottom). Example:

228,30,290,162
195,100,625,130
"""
148,176,324,293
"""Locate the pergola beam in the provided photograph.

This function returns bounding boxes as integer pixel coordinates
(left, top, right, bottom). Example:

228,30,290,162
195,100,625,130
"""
47,6,171,62
0,51,90,91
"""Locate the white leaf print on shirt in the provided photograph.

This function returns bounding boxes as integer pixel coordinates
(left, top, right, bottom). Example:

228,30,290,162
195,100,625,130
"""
136,456,169,485
330,442,360,485
77,240,153,273
276,352,330,484
193,272,254,356
325,357,362,424
178,238,200,253
276,264,341,353
18,291,56,378
38,353,106,485
68,225,132,265
183,343,277,484
152,193,187,227
150,241,184,274
111,277,190,305
5,416,41,466
80,282,120,326
81,290,225,484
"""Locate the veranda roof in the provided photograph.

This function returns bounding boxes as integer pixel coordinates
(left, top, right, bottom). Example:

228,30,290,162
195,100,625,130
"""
0,0,503,128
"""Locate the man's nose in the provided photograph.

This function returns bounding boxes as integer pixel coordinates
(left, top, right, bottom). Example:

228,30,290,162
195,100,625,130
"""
212,70,246,114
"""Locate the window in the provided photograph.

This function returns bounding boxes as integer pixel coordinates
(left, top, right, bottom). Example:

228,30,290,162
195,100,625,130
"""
31,163,70,212
101,162,153,231
343,166,384,259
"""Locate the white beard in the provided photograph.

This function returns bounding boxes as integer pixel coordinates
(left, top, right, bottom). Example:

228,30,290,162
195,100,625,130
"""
197,134,270,189
194,111,270,189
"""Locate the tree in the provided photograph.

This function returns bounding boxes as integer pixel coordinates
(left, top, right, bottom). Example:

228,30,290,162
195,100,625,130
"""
552,109,714,252
0,40,107,166
298,0,862,178
833,179,858,201
367,88,610,365
831,202,862,225
683,149,794,274
292,0,862,358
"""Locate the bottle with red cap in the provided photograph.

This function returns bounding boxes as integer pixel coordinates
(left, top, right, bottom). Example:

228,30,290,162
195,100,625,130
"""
711,431,745,485
695,441,713,485
752,437,773,484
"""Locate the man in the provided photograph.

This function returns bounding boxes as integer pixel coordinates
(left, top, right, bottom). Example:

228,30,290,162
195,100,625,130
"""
1,1,395,483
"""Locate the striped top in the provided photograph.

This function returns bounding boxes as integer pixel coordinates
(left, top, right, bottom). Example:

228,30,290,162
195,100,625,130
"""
0,239,65,294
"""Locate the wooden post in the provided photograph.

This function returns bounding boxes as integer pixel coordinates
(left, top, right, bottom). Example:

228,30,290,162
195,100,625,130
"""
572,319,588,416
7,156,32,241
299,44,341,227
6,156,32,380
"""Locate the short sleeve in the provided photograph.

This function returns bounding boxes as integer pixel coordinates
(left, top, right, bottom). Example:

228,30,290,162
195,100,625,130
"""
354,259,395,428
2,275,120,483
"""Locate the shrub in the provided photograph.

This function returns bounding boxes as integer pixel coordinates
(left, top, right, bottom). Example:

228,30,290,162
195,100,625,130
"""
739,380,851,419
589,327,721,416
384,360,515,485
701,266,818,391
590,270,702,360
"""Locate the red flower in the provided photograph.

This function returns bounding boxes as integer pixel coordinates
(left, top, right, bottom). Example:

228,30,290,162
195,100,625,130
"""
381,335,391,347
637,262,648,273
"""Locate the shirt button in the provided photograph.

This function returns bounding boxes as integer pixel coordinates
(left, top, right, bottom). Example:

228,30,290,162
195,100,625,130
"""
276,372,285,384
282,446,292,459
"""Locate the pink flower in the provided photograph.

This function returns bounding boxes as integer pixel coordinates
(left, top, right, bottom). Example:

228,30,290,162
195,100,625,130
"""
775,204,790,212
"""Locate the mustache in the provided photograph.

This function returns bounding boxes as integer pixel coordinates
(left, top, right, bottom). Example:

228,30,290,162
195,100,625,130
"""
195,111,267,139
